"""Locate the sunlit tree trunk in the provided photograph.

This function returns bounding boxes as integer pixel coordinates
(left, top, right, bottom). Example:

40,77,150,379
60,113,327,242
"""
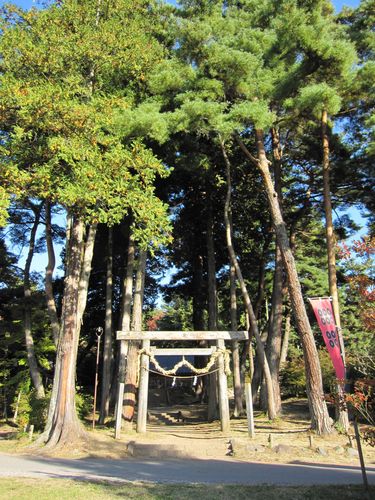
24,202,45,399
238,130,332,434
230,260,244,417
221,138,276,420
45,201,60,347
99,227,113,424
321,109,349,431
44,214,86,447
123,249,147,429
118,235,136,386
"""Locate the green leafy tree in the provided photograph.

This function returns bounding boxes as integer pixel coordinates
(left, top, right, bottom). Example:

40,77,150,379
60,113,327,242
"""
0,1,171,447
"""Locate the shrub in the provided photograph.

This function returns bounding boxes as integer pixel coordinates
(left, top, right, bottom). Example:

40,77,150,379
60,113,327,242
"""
75,390,93,420
280,349,337,398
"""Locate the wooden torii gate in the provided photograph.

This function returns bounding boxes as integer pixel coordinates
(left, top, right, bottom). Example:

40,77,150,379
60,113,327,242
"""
116,330,249,435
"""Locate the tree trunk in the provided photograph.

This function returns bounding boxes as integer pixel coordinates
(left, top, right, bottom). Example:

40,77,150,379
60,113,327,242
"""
45,201,60,347
280,308,291,365
77,224,97,330
206,195,219,421
246,244,270,404
192,253,205,331
123,249,147,428
36,216,73,445
24,202,45,399
44,214,86,447
260,127,285,414
260,244,283,414
99,227,113,424
230,261,244,416
221,138,276,420
321,109,349,431
118,235,135,386
238,130,332,434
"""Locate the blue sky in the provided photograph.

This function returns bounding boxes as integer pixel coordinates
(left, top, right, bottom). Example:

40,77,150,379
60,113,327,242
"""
0,0,362,12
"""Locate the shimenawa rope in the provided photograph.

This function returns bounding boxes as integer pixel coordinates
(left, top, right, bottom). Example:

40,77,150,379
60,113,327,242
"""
136,348,231,385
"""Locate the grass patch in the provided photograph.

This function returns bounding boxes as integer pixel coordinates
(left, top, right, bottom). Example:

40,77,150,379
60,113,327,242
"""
0,478,373,499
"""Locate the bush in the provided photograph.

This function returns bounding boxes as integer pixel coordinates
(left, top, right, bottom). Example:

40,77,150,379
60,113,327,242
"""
280,349,337,398
11,389,50,430
11,388,94,430
280,354,306,398
75,390,93,420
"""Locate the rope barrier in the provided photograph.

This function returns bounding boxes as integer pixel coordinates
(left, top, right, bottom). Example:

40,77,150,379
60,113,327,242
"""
146,367,221,379
136,347,231,385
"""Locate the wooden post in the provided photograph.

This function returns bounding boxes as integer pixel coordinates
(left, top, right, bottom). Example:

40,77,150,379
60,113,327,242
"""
28,424,34,441
217,339,230,433
12,390,22,424
92,327,103,429
245,374,255,438
353,418,369,492
114,382,125,439
268,433,274,448
137,339,150,434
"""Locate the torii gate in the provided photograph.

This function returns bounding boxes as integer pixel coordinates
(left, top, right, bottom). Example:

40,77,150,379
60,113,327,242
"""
115,330,249,435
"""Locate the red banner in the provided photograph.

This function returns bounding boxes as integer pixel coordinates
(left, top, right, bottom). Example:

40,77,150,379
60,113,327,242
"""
308,297,345,380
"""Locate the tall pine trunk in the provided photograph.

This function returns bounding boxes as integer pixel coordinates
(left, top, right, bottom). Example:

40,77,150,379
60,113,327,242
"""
99,227,113,424
123,249,147,428
280,307,291,365
238,130,332,434
260,244,283,414
221,138,276,420
24,202,45,399
321,110,349,431
118,235,136,386
206,194,219,421
230,260,244,417
260,128,285,414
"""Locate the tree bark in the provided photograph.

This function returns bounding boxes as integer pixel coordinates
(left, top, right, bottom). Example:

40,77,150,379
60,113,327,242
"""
321,109,349,431
123,249,147,428
221,138,276,420
206,194,219,421
36,216,72,445
99,227,113,424
118,235,135,386
261,244,283,414
207,195,218,330
24,202,45,399
230,260,244,416
192,253,205,331
44,214,86,447
77,224,97,330
280,308,291,365
45,201,60,347
238,130,332,434
260,127,285,414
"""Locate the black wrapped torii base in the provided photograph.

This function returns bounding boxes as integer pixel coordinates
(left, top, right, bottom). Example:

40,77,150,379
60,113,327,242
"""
115,330,249,435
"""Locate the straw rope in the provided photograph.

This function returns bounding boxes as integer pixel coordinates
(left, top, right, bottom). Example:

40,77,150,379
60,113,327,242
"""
137,348,231,384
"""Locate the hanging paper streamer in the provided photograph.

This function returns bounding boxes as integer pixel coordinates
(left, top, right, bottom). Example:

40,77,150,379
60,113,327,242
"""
172,377,176,387
193,376,197,386
308,297,345,380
